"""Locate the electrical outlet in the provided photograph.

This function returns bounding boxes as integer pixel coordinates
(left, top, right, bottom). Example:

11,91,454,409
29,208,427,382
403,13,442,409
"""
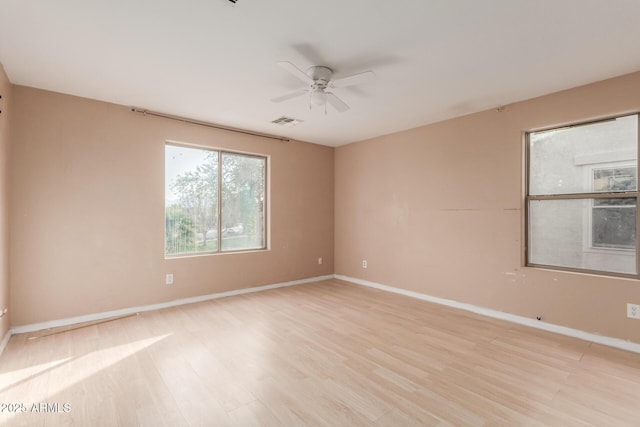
166,274,174,285
362,260,367,269
318,257,323,265
627,303,640,319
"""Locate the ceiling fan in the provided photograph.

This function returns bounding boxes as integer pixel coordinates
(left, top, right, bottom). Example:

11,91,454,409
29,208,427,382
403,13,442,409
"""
271,61,375,113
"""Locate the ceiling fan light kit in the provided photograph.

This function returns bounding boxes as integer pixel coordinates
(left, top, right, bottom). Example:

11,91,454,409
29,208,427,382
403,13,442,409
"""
310,91,327,107
272,61,375,114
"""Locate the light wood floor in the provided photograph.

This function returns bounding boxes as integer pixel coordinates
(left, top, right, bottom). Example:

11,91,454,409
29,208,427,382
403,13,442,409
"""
2,279,640,426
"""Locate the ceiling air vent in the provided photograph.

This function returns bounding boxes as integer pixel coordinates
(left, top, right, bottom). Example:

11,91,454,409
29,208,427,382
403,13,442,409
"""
271,116,303,127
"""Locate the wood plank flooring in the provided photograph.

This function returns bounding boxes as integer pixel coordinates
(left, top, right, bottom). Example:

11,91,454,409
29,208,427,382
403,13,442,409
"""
1,279,640,426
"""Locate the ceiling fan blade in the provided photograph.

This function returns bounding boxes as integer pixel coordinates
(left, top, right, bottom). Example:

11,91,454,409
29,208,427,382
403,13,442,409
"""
330,70,375,88
271,90,308,103
326,92,350,112
277,61,313,85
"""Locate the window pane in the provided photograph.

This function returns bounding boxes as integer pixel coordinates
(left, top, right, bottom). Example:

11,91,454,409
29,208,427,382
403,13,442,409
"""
221,152,266,252
529,115,637,195
592,203,636,249
529,199,636,274
165,145,219,256
593,166,636,192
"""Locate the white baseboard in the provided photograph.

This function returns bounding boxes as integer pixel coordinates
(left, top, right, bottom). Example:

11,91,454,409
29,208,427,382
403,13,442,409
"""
334,274,640,354
9,273,640,355
11,274,335,335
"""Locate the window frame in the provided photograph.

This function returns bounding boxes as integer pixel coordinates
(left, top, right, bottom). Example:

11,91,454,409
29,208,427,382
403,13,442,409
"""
525,113,640,279
165,141,269,258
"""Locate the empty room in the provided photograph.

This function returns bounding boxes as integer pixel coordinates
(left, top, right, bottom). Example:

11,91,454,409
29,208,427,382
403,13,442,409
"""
1,1,640,425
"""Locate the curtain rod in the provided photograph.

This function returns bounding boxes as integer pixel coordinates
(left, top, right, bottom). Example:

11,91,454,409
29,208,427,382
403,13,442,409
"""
130,107,290,142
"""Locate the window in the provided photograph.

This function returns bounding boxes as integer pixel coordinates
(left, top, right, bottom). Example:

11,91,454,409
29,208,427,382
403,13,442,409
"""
165,143,267,256
527,114,639,276
591,166,636,250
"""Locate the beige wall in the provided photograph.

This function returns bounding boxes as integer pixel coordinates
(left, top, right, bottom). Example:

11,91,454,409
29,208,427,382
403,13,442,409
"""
0,65,10,338
9,86,334,325
335,71,640,344
6,70,640,345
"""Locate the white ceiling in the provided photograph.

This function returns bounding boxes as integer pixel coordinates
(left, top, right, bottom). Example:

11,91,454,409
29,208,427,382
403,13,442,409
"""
1,0,640,147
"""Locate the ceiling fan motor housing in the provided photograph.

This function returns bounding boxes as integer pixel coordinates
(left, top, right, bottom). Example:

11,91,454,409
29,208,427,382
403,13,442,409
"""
307,66,332,91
